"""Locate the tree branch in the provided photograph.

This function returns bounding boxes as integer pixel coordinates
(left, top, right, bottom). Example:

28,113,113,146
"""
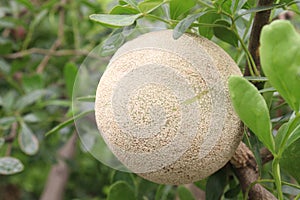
230,142,277,200
260,147,274,165
5,122,18,156
40,132,78,200
36,0,67,74
244,0,274,76
2,48,100,59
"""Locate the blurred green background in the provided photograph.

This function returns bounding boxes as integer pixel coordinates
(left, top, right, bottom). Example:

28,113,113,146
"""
0,0,118,199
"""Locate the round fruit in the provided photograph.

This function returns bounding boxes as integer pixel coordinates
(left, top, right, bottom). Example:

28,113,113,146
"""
95,30,243,185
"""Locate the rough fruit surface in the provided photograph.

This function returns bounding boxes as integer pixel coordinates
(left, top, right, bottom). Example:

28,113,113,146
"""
95,30,243,185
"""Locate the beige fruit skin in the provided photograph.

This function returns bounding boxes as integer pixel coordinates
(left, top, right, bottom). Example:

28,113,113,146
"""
95,30,243,185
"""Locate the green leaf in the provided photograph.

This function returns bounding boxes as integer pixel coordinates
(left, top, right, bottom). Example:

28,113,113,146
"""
21,74,44,93
110,170,135,186
177,186,195,200
215,0,232,14
0,59,11,75
194,179,207,191
173,12,207,39
206,168,227,200
23,113,41,123
282,185,300,196
45,110,93,136
285,123,300,148
0,138,4,149
2,91,18,112
213,20,239,47
100,30,125,56
15,89,49,111
64,62,78,98
275,114,300,153
262,82,274,110
110,5,139,14
155,185,172,200
169,0,195,20
229,76,275,153
236,3,285,19
138,0,164,14
32,10,48,27
76,95,96,102
89,14,142,28
198,12,220,39
0,38,13,55
0,117,16,129
122,24,136,37
15,0,34,11
137,179,158,200
260,20,300,112
280,138,300,183
22,10,48,49
18,122,39,155
232,0,247,13
121,0,138,7
259,87,276,93
39,100,71,107
244,76,268,82
279,0,294,3
0,157,24,175
224,184,241,198
275,122,289,153
107,181,135,200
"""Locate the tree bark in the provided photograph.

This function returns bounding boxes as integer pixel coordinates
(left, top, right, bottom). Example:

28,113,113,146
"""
230,142,277,200
232,0,277,198
244,0,274,76
40,133,78,200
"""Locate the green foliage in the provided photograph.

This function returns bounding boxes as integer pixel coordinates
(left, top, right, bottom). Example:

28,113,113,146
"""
138,0,165,14
0,0,111,198
229,76,275,153
0,157,24,175
89,14,143,28
260,20,300,112
259,20,300,191
213,19,239,47
21,74,44,93
205,168,228,200
154,185,173,200
280,138,300,183
107,181,135,200
228,19,300,200
64,62,78,98
198,12,220,39
173,12,207,39
169,0,195,20
18,121,39,155
177,185,195,200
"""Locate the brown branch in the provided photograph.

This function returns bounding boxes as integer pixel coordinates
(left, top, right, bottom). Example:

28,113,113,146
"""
40,132,78,200
2,48,100,59
244,0,274,76
36,40,62,74
230,142,277,200
36,0,67,74
184,184,205,200
5,122,18,156
260,147,274,165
